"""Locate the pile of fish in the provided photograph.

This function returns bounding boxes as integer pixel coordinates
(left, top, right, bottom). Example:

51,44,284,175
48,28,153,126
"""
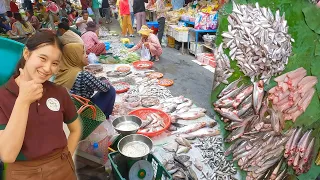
284,128,314,175
222,2,294,80
122,94,141,108
162,154,199,180
163,137,193,154
139,113,166,133
224,129,291,179
195,137,237,179
136,78,173,100
152,96,207,121
268,67,318,121
212,43,234,90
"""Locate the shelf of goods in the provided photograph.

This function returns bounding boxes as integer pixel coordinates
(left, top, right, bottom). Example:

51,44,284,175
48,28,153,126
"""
187,28,217,55
211,1,320,180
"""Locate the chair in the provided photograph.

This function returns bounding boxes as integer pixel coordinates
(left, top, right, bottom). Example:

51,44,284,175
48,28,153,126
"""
0,37,25,86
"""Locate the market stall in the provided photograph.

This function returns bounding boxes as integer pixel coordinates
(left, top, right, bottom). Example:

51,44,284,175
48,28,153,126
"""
71,30,242,179
211,0,320,179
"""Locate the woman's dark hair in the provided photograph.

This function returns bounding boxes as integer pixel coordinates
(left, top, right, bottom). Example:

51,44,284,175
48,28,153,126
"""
15,30,63,75
58,22,69,30
13,12,28,28
61,17,69,24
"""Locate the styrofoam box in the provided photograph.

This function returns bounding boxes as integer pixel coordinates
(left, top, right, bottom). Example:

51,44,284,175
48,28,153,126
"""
189,42,204,54
173,30,188,42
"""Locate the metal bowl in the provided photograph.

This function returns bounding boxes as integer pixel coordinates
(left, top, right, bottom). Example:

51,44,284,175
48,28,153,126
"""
117,134,153,160
112,116,142,136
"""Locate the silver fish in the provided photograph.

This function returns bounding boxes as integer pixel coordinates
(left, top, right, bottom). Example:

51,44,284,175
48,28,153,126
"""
218,77,243,98
253,80,264,114
176,146,191,154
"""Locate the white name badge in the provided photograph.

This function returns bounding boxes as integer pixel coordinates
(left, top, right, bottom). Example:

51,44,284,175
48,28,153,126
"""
46,98,60,112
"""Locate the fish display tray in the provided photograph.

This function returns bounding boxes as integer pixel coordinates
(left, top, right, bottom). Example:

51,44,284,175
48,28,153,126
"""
128,108,171,137
133,61,154,70
108,151,172,180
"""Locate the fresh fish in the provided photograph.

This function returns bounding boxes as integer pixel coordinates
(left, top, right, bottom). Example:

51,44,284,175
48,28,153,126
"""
171,121,216,135
172,170,186,179
187,167,198,180
175,106,191,114
175,137,192,148
303,138,314,163
175,112,205,120
176,146,191,154
194,158,203,171
163,142,178,152
268,108,281,134
140,116,153,128
218,77,243,98
179,129,220,139
214,108,243,122
168,168,179,174
274,168,286,180
175,155,190,163
176,99,193,110
217,84,246,102
237,94,253,116
270,159,283,180
168,125,177,131
233,85,254,108
253,80,264,114
290,127,302,155
298,130,312,157
188,107,207,113
225,126,246,142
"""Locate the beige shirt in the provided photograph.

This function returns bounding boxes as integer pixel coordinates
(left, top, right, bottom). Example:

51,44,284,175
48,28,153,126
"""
59,30,84,46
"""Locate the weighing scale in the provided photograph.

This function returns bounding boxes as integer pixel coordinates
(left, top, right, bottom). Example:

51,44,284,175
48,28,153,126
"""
128,160,154,180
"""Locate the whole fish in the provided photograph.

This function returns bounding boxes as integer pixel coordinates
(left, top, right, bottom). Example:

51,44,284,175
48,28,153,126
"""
237,94,253,116
274,168,286,180
233,85,254,108
268,108,281,134
225,138,245,156
177,146,191,154
187,167,198,180
270,159,283,180
174,106,191,114
303,138,314,163
298,130,312,157
175,112,205,120
194,159,203,171
290,127,302,155
214,108,243,122
175,137,192,148
171,121,216,135
179,129,220,139
225,126,246,142
218,77,243,98
175,155,190,163
188,107,207,113
176,99,193,110
217,84,246,102
253,80,264,114
163,142,178,152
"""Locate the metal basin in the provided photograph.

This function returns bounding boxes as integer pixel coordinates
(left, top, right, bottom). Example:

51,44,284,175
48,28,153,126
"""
118,134,153,161
112,116,142,136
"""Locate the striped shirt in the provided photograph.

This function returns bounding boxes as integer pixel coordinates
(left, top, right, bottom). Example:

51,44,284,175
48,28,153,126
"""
70,71,110,99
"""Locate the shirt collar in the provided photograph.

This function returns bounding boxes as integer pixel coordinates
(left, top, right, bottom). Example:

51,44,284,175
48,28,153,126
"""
5,75,19,97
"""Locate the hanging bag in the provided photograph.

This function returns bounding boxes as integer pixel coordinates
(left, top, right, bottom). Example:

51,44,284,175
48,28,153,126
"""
141,44,151,61
71,94,106,140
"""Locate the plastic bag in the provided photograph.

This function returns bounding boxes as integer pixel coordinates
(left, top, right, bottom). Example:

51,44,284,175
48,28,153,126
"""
88,53,99,64
141,44,151,61
87,7,94,15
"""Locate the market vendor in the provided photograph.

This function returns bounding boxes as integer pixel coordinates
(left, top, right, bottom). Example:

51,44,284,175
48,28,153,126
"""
76,10,93,34
54,43,116,118
58,22,84,45
129,25,162,61
7,12,35,37
81,21,107,56
0,31,81,179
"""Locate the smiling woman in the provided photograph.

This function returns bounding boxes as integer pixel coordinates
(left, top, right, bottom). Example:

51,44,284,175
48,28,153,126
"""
0,30,82,180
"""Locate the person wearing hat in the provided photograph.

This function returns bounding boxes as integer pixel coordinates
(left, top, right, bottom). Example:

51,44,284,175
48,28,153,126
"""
81,21,107,56
129,25,162,61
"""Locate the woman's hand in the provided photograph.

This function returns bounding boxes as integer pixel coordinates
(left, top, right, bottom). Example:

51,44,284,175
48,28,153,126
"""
17,68,43,104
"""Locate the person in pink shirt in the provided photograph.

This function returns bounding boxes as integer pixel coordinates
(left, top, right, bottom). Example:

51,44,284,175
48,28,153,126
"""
119,0,134,37
129,25,162,61
81,21,106,56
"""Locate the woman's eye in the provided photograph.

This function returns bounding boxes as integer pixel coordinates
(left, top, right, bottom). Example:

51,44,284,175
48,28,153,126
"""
40,57,46,61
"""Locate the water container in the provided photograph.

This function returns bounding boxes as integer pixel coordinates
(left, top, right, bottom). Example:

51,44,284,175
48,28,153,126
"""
93,142,104,158
104,42,111,50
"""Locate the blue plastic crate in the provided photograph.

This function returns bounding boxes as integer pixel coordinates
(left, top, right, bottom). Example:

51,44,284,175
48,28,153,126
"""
147,21,159,28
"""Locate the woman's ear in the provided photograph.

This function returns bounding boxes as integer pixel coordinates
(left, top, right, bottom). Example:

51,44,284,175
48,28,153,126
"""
23,48,30,61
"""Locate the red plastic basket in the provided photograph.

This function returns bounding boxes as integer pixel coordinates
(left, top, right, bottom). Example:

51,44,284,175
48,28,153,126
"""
128,108,171,137
112,82,130,93
133,61,154,70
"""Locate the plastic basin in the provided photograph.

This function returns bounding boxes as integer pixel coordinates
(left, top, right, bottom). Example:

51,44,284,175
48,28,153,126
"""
104,42,111,50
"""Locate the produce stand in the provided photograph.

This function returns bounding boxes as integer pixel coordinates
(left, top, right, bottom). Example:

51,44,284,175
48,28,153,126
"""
211,0,320,179
187,28,217,55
